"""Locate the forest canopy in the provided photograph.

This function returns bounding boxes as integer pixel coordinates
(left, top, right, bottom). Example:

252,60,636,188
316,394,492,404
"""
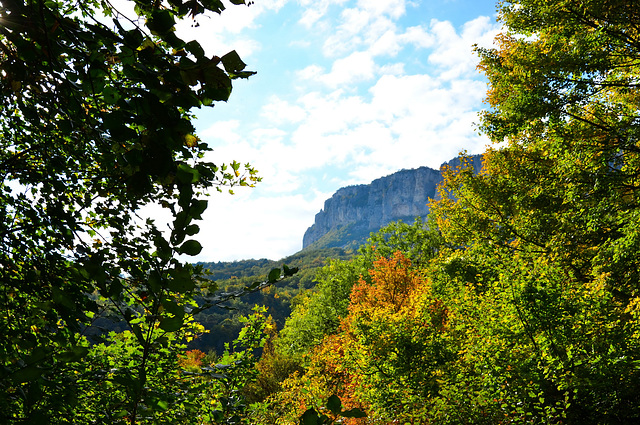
250,1,640,423
2,0,640,424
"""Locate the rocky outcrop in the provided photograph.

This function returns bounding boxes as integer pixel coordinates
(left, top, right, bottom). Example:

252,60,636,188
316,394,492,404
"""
302,155,482,249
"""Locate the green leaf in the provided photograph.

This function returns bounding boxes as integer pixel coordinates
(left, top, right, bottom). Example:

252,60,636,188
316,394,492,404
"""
229,70,257,80
147,10,175,34
268,268,281,283
130,323,146,344
299,408,318,425
178,186,194,209
189,199,208,218
168,267,196,292
123,28,144,48
11,366,45,383
283,264,299,277
159,315,184,332
148,271,163,292
55,346,89,363
161,300,181,315
185,224,200,235
177,163,200,183
200,0,226,14
179,239,202,256
52,287,75,310
171,227,187,246
26,346,49,364
326,394,342,415
342,407,367,418
154,235,173,260
221,50,247,73
184,40,205,59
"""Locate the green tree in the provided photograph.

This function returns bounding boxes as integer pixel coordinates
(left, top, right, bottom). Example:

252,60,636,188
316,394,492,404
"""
359,216,445,268
73,306,272,424
340,252,455,422
276,257,367,359
0,0,262,422
428,0,640,422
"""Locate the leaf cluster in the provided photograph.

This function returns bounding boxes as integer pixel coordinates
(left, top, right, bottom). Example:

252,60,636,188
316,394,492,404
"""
0,0,262,422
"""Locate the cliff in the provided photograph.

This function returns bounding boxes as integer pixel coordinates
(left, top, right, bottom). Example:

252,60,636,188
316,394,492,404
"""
302,154,483,250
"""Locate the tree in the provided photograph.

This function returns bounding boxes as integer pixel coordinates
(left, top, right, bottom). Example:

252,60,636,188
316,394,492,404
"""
359,216,445,268
429,0,640,422
275,257,367,359
276,218,445,360
340,252,454,421
0,0,262,422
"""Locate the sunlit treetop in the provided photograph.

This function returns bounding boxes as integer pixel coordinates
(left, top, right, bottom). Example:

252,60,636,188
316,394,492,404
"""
478,0,640,146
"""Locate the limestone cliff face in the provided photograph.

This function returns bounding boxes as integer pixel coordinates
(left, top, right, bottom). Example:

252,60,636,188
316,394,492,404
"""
302,155,482,249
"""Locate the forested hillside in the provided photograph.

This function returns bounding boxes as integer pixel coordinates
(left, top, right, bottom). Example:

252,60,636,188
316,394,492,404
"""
244,0,640,423
192,158,482,356
192,248,353,354
2,0,640,424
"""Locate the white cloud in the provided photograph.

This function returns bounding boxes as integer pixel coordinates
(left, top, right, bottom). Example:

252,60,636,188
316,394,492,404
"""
368,74,440,122
296,64,325,81
356,0,406,20
261,96,308,125
200,120,243,145
320,51,377,87
428,16,500,80
243,129,302,193
399,25,436,49
322,5,397,57
369,29,403,57
195,189,331,261
378,63,405,76
298,0,350,28
255,70,489,180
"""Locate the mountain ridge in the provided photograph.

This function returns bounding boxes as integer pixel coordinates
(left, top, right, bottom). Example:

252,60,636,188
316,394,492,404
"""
302,154,482,250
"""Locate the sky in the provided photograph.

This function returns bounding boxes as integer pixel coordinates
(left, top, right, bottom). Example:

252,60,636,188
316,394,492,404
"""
170,0,502,262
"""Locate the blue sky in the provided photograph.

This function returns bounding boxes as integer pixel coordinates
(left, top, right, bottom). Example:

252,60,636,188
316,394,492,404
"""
171,0,501,261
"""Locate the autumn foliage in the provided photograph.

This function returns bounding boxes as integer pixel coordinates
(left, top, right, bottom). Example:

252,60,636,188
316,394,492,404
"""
257,2,640,423
178,349,206,372
262,251,452,423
